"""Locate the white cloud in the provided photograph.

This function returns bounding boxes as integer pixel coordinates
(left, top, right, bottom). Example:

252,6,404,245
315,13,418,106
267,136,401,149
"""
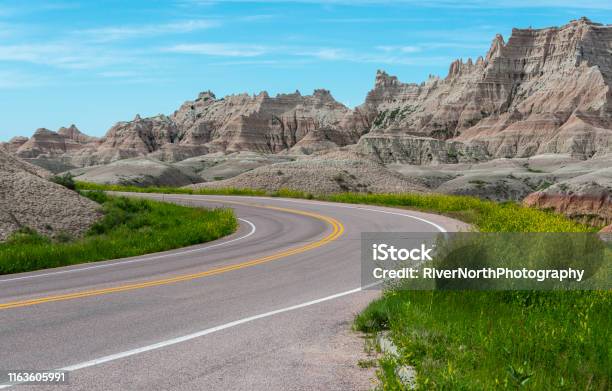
182,44,450,66
238,14,277,22
79,20,220,42
300,48,346,60
425,42,490,50
0,43,66,62
165,42,451,64
209,59,285,66
319,17,441,23
0,43,137,69
376,45,421,53
296,47,449,65
0,70,49,89
98,70,140,78
0,1,79,17
178,0,612,9
163,43,269,57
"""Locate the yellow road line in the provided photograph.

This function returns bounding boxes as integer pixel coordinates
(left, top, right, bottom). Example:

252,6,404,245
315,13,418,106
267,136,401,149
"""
0,199,344,311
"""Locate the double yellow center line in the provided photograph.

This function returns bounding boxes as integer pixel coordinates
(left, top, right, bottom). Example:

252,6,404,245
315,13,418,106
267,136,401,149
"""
0,200,345,311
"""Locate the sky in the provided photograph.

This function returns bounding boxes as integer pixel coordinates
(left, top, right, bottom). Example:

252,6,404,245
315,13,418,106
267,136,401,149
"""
0,1,610,141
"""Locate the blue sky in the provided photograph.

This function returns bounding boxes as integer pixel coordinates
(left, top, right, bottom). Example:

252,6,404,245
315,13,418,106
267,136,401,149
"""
0,0,610,141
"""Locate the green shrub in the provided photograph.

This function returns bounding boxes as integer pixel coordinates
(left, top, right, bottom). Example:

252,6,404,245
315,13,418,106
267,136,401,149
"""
83,189,109,204
5,227,50,246
50,173,76,190
53,231,74,243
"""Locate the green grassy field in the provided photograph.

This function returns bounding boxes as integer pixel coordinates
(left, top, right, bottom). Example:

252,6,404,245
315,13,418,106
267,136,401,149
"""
0,191,237,275
73,183,610,390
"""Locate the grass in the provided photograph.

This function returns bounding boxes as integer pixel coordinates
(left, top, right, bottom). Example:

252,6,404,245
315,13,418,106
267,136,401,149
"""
324,193,592,233
355,290,610,390
524,164,545,174
73,183,609,389
339,195,609,390
76,181,268,196
0,191,237,275
76,182,591,232
358,358,378,369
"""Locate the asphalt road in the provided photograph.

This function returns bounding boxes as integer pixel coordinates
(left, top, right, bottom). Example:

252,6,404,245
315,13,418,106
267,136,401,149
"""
0,194,468,390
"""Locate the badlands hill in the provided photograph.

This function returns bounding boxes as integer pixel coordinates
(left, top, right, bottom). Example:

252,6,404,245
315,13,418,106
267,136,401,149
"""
3,18,611,224
8,17,610,168
358,17,612,163
0,148,100,241
7,89,362,169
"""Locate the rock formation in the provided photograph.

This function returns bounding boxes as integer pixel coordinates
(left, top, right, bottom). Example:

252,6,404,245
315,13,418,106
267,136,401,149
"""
15,126,97,159
357,17,612,163
0,148,101,241
58,124,97,144
2,136,29,154
174,89,362,153
523,165,612,225
68,89,362,166
9,18,611,170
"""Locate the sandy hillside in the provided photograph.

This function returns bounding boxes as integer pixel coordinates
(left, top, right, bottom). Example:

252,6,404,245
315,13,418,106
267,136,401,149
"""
0,149,101,241
188,150,427,194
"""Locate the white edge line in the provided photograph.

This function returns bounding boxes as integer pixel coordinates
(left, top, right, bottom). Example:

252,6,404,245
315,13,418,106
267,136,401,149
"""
0,285,376,389
0,218,256,284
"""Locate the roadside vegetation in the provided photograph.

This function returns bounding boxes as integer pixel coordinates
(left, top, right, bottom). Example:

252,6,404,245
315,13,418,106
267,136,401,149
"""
355,290,610,390
50,172,77,190
74,182,609,390
76,182,590,232
343,196,608,389
0,191,237,275
77,181,268,196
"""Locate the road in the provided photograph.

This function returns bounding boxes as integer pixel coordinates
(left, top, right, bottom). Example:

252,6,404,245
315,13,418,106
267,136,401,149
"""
0,194,468,390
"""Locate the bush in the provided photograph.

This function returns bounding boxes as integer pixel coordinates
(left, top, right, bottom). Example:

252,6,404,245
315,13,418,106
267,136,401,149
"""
5,227,50,246
83,190,109,204
51,173,76,190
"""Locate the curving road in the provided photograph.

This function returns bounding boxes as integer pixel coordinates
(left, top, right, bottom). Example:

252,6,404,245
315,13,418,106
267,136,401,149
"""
0,194,467,390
